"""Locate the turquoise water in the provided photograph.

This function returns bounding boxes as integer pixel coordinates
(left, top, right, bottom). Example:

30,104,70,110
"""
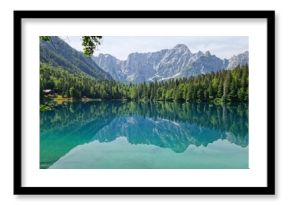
40,101,248,169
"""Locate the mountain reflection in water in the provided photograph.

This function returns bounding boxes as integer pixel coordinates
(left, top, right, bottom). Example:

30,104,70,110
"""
40,101,248,169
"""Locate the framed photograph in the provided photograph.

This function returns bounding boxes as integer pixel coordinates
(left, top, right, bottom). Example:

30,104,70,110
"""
14,10,275,195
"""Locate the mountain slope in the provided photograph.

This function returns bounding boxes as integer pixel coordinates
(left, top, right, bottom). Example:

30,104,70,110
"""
93,44,248,83
40,36,113,81
226,51,249,70
91,54,127,81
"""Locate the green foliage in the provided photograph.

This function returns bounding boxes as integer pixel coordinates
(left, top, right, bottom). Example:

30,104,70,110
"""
82,36,102,56
40,36,51,41
40,36,112,80
40,36,102,57
40,63,248,104
40,63,127,100
40,104,52,112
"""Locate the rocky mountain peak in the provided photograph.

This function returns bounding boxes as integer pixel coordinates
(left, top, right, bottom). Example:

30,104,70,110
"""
174,44,189,50
93,44,248,83
226,51,249,70
205,51,211,57
172,44,192,54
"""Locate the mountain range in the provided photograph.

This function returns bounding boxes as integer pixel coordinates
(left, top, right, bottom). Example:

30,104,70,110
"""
40,37,248,84
40,36,113,81
93,44,248,83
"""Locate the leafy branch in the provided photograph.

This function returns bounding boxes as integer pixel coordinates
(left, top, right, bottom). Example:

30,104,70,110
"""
40,36,102,57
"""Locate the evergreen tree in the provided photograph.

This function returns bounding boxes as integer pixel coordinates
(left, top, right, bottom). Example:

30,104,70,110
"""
40,63,248,104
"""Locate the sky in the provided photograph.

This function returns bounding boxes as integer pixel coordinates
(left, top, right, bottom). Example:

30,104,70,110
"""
61,36,248,60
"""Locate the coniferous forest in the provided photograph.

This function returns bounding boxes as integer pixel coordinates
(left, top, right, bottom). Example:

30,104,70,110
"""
40,36,249,169
40,63,248,104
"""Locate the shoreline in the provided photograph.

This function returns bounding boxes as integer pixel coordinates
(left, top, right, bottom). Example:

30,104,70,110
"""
40,95,248,112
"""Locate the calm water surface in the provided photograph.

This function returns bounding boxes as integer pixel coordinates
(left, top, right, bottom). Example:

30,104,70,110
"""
40,101,248,169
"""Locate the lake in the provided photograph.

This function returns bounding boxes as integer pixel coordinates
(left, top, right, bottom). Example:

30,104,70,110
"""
40,101,248,169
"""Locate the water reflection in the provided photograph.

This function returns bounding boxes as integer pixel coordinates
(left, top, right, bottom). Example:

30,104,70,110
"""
40,101,248,169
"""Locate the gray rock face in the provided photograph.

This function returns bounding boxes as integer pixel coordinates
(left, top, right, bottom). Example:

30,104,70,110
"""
226,51,249,70
93,44,248,83
92,54,126,81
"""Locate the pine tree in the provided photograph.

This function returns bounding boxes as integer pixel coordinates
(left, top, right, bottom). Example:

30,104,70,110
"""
217,81,223,98
223,72,231,102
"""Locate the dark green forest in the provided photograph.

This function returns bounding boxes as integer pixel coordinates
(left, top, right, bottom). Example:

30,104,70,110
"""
40,36,112,80
40,63,248,104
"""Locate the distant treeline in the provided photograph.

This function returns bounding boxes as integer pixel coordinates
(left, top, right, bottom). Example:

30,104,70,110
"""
40,63,248,103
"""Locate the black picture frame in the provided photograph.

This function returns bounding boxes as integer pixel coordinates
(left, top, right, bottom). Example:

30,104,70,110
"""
14,10,275,195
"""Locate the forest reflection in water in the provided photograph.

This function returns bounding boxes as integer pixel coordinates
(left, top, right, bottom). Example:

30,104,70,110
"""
40,101,248,169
